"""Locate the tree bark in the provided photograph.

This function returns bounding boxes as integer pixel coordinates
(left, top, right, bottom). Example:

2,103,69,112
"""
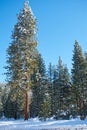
24,91,29,120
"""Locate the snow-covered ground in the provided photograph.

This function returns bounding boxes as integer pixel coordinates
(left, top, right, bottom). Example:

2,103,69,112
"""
0,117,87,130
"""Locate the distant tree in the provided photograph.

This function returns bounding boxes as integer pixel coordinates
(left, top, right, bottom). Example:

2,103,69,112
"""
48,63,54,83
5,1,38,120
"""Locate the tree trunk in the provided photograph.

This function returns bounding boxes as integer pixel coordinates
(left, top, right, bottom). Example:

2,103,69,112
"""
24,91,29,120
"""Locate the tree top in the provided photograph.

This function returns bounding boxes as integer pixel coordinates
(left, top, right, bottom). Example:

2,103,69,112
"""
24,0,29,8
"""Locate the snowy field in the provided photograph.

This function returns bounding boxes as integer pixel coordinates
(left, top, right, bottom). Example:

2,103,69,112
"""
0,117,87,130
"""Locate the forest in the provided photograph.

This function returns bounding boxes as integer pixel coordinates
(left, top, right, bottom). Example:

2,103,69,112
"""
0,1,87,121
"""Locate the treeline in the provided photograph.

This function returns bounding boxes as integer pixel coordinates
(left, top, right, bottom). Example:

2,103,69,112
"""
0,1,87,121
0,41,87,120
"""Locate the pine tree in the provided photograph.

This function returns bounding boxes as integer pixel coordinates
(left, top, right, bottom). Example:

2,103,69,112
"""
81,52,87,118
51,65,58,116
5,1,38,120
52,57,70,119
48,63,54,83
47,63,54,116
30,53,46,117
61,65,71,118
71,40,86,119
39,74,51,121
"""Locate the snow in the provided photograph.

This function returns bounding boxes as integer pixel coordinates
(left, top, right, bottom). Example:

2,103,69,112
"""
0,117,87,130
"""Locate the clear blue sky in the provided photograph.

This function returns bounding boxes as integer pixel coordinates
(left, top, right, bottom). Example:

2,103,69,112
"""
0,0,87,83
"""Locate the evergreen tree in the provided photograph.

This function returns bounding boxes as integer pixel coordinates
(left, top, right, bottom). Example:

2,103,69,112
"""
52,65,58,116
39,74,51,120
47,63,54,116
61,65,71,118
30,53,46,117
48,63,54,83
71,40,86,119
53,57,70,119
5,1,38,120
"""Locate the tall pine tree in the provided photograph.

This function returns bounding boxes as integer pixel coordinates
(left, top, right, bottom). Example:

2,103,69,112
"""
6,1,38,120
